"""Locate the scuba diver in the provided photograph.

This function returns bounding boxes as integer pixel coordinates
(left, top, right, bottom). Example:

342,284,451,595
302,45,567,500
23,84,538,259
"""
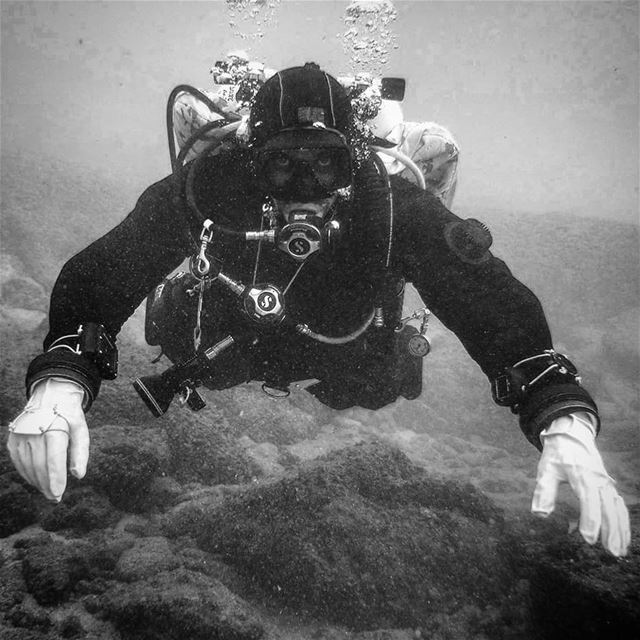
6,62,630,558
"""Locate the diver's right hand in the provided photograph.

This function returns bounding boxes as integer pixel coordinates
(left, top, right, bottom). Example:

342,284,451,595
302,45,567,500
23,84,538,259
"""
7,378,89,502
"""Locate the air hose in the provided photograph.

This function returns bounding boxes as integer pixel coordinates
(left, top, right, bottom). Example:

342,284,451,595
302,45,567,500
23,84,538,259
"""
177,120,241,170
372,145,427,190
168,85,249,239
296,308,375,344
184,127,248,236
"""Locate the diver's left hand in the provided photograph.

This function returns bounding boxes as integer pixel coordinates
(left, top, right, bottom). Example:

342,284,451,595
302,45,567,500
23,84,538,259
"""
531,413,631,557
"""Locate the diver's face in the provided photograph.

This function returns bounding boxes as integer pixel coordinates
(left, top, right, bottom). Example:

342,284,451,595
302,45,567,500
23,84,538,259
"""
256,145,352,205
263,148,347,191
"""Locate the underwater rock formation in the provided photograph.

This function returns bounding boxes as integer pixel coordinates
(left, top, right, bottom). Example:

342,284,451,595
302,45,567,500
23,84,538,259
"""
527,504,640,640
97,569,265,640
165,441,515,630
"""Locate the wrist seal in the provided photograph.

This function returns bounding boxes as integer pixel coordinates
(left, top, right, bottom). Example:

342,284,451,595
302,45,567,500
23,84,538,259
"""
518,383,600,451
491,350,600,450
26,350,101,411
26,323,118,411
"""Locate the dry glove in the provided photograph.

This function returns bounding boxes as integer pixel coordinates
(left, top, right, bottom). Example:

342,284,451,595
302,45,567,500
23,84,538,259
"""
7,377,89,502
531,412,630,557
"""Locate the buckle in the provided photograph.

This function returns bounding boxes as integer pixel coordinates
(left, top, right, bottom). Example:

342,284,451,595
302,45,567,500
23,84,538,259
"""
547,350,578,377
492,350,581,409
78,323,118,380
492,374,519,406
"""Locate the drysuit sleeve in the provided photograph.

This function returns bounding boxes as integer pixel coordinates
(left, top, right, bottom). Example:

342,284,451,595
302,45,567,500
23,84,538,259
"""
391,177,599,449
25,175,193,409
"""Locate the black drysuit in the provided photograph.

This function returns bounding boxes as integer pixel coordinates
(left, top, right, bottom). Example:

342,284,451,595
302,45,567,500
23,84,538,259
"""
27,151,596,448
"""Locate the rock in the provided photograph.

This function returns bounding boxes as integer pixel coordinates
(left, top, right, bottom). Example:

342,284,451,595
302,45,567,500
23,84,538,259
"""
0,559,26,611
20,538,89,606
0,477,39,537
0,622,51,639
0,442,17,476
85,442,160,512
57,614,85,638
88,423,170,470
0,254,49,311
350,632,416,640
12,531,54,550
0,307,47,331
215,383,326,445
3,601,52,633
98,568,264,639
238,436,286,478
0,254,49,331
171,441,515,630
172,543,250,597
166,415,259,485
526,503,640,640
89,527,137,566
18,532,120,607
115,536,181,582
177,546,245,588
116,513,163,537
160,485,241,540
41,487,120,532
146,474,185,508
601,307,640,380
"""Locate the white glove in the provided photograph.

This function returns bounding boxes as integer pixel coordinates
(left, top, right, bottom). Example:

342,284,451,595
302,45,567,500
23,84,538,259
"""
7,377,89,502
531,412,631,557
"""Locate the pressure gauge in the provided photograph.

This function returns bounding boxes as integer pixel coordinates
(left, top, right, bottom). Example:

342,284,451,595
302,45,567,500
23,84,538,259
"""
407,333,431,358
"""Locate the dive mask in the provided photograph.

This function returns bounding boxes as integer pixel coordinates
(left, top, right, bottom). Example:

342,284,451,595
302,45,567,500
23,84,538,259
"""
256,145,352,199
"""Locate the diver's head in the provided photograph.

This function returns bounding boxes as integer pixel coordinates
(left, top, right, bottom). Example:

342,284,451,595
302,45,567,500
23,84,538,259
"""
249,62,354,222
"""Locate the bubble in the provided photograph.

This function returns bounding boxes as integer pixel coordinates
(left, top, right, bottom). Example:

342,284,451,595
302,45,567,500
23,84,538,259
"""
225,0,281,42
340,0,398,75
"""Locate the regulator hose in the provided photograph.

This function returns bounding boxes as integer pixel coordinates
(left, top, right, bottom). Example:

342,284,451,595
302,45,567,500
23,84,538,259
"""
176,120,241,171
184,131,249,236
372,145,427,191
296,308,375,344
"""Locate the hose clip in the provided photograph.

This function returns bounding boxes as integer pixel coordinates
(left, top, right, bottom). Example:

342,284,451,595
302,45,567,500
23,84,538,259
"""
191,219,215,279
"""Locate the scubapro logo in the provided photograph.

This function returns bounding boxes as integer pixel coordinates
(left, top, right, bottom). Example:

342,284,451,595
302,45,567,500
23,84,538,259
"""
258,291,277,312
289,237,311,257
